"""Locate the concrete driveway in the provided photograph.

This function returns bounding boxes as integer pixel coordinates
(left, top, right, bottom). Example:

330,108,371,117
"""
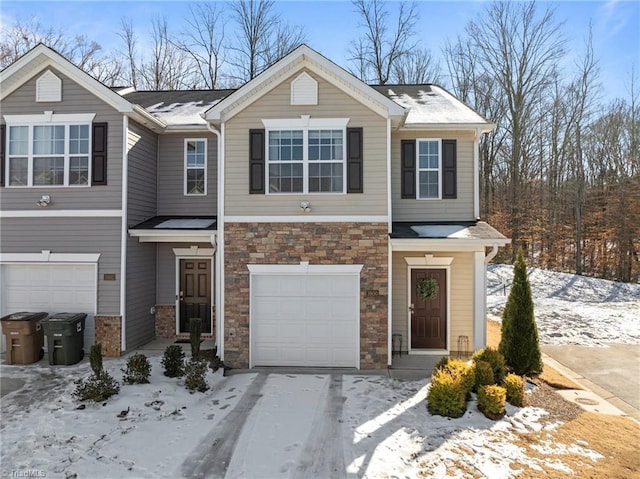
542,343,640,420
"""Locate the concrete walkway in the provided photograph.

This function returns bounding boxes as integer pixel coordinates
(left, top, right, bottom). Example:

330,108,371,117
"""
542,344,640,421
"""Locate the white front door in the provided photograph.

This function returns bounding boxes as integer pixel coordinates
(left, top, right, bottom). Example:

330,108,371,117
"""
250,272,360,367
1,264,97,353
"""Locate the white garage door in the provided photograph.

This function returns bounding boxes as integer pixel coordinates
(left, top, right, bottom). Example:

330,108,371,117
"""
251,272,360,367
1,264,97,353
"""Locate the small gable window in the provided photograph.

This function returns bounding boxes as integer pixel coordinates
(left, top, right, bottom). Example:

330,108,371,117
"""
290,72,318,106
184,139,207,195
36,70,62,102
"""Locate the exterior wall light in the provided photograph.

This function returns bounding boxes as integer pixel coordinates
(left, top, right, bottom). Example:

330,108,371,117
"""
299,201,311,213
36,195,51,207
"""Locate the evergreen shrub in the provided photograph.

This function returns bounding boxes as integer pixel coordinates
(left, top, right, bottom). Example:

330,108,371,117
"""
472,347,506,384
162,345,185,378
184,358,209,393
427,368,467,418
477,385,506,420
473,360,495,392
503,373,526,407
122,353,152,384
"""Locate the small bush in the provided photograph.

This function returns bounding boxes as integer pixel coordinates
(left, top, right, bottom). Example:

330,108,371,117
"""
427,368,467,418
473,360,495,392
477,385,506,420
189,318,203,359
184,358,209,393
162,345,185,378
503,373,526,407
122,353,152,384
74,371,120,402
473,347,506,384
441,359,475,398
434,356,450,372
89,344,103,376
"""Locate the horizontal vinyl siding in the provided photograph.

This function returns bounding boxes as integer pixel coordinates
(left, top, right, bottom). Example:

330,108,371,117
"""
392,251,475,351
392,130,475,222
225,69,388,216
158,134,218,215
0,67,123,210
0,217,121,315
126,238,156,351
127,120,157,224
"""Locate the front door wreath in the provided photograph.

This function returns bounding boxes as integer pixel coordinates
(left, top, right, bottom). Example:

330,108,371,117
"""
417,277,439,300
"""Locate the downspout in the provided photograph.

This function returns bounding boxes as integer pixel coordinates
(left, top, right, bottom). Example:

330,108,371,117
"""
474,242,499,350
386,118,393,366
485,243,499,264
473,128,481,220
206,120,224,360
120,115,129,353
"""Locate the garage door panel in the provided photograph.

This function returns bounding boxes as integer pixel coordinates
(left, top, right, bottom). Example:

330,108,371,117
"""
252,272,359,368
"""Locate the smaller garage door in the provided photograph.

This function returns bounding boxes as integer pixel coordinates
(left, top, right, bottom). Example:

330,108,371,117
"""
1,264,97,353
251,269,360,368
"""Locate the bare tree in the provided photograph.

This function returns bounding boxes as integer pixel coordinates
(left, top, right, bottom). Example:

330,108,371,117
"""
228,0,306,84
393,48,441,84
176,3,226,89
118,18,139,89
348,0,418,84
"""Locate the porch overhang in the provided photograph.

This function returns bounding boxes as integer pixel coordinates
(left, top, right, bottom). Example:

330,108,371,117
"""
389,221,511,251
128,216,217,243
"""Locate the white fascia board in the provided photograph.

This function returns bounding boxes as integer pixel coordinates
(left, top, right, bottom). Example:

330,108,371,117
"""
262,117,350,129
129,230,216,243
0,45,133,113
130,105,166,131
399,123,495,133
0,252,101,263
223,215,388,223
390,238,510,252
205,45,405,123
4,113,96,124
164,124,211,133
247,262,363,275
0,210,123,218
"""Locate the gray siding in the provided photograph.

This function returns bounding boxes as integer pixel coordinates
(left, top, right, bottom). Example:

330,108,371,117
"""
224,69,388,216
0,67,124,210
0,217,122,315
125,120,158,350
158,133,218,215
391,130,476,222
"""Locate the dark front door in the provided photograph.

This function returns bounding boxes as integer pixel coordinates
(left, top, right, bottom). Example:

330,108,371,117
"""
179,259,212,334
411,269,446,349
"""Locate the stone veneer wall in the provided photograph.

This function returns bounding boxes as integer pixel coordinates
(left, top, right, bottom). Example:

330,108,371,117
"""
224,222,389,369
95,316,122,357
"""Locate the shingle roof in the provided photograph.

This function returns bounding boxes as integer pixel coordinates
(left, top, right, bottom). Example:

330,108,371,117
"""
390,221,507,240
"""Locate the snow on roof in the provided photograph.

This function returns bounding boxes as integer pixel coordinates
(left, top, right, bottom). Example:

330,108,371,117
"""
373,84,490,126
145,100,221,126
154,218,216,229
410,225,473,238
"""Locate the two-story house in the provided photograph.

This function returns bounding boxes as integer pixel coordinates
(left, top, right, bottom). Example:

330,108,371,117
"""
0,44,509,369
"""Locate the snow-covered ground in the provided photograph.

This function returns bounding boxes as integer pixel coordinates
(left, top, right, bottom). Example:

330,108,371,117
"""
487,264,640,346
1,357,602,479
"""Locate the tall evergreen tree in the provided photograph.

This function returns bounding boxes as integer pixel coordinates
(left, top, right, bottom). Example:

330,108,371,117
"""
499,250,543,375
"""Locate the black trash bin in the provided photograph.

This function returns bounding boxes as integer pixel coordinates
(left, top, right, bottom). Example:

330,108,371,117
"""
0,312,48,364
41,313,86,365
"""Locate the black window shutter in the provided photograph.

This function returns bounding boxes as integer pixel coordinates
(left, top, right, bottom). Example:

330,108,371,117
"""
0,124,5,187
401,139,416,199
92,122,108,185
442,139,457,199
346,127,363,193
249,129,265,194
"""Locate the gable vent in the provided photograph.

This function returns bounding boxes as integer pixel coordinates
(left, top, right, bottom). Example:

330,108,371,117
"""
36,70,62,102
291,72,318,106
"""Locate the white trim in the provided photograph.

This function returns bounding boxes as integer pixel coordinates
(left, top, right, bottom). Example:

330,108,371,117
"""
400,123,495,132
247,262,363,275
248,261,362,368
404,255,454,267
36,70,62,102
473,128,481,219
224,215,388,223
261,116,349,129
415,138,442,200
216,123,225,359
290,71,318,105
129,230,216,243
183,138,208,196
391,238,510,251
0,210,123,218
0,251,101,263
120,115,128,353
387,118,393,366
473,251,486,350
406,261,452,355
4,113,96,124
173,254,215,336
172,247,215,257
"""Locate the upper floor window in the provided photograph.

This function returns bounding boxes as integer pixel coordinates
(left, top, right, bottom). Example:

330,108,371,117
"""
4,113,95,187
417,139,441,199
184,139,207,195
264,117,348,194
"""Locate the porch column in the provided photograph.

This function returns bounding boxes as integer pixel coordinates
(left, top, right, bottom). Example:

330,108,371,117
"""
473,251,486,350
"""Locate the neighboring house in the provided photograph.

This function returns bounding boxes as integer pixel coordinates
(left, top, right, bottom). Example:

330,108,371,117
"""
0,44,509,368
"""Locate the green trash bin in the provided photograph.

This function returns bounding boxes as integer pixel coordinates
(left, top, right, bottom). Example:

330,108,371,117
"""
42,313,87,365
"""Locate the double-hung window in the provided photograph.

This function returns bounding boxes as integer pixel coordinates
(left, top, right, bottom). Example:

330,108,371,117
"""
184,139,207,195
417,139,441,199
5,113,94,187
265,118,348,194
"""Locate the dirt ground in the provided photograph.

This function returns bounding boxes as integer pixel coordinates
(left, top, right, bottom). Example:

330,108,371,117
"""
483,319,640,479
